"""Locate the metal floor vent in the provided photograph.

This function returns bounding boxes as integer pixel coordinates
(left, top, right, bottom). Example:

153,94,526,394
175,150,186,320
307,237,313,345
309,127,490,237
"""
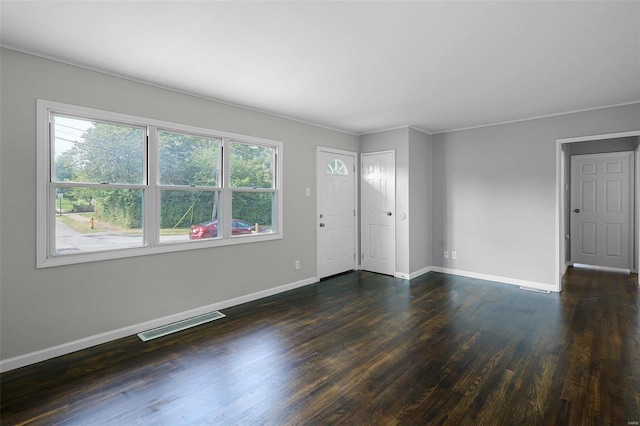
519,286,551,294
137,311,226,342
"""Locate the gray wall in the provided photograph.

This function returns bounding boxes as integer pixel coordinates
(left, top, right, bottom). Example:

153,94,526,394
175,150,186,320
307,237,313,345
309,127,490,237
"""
2,46,638,367
0,49,359,361
359,127,432,277
408,128,432,273
432,104,640,285
359,128,410,275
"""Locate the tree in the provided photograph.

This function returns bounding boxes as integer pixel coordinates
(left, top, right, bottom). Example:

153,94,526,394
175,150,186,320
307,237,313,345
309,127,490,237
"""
57,121,275,230
67,121,145,228
158,131,221,228
230,142,274,227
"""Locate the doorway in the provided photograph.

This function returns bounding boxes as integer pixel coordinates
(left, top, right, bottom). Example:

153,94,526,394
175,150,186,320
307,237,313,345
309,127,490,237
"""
316,147,357,279
361,151,396,276
570,152,633,270
557,131,640,289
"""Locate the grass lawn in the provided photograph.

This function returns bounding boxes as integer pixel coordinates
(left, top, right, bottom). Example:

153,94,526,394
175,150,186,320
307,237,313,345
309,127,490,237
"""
54,198,75,213
57,213,190,236
57,214,102,234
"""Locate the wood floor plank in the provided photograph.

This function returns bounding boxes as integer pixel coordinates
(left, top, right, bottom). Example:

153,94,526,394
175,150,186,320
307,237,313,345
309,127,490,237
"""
1,268,638,425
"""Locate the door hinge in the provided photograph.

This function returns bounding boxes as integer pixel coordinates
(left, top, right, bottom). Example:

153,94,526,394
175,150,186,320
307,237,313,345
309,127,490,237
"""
354,253,356,260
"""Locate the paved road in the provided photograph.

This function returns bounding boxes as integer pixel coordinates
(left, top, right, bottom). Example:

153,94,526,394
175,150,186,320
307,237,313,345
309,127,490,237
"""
55,217,187,254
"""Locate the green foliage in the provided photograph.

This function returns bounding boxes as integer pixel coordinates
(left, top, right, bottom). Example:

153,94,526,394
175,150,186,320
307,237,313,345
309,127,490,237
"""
158,131,220,187
232,192,273,227
160,190,218,228
77,122,144,184
230,143,274,189
55,121,275,229
94,189,143,229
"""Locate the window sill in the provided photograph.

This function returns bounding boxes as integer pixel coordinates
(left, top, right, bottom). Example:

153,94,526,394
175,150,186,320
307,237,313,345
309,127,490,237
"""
37,232,283,268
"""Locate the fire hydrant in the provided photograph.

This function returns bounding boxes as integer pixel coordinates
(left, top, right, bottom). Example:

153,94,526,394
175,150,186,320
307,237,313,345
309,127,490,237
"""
89,217,94,229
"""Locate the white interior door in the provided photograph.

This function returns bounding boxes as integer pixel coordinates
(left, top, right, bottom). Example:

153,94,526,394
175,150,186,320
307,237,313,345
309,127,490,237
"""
571,152,633,269
317,148,356,279
361,151,395,276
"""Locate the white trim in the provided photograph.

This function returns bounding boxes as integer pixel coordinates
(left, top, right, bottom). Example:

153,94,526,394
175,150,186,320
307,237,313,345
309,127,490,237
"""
37,99,284,268
410,266,434,279
359,125,411,136
6,47,358,136
8,49,639,138
0,277,318,373
360,125,433,137
637,146,640,284
317,146,358,157
557,130,640,144
6,49,640,138
433,101,640,135
569,151,634,270
395,266,434,280
316,146,359,279
431,267,557,293
408,126,433,136
556,130,640,291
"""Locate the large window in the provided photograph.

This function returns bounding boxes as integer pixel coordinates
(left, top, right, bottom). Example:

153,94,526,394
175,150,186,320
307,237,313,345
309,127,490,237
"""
37,100,283,267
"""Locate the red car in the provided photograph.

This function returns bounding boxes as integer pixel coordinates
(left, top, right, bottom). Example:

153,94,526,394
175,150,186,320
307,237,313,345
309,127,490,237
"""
189,219,266,239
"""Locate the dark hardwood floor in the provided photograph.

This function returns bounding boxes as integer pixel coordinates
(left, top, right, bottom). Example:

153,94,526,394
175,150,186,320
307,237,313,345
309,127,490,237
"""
1,268,639,425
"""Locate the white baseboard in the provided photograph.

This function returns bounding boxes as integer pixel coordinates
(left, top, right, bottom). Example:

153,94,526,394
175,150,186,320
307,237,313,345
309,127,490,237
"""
0,277,318,373
0,268,558,373
430,267,558,293
395,266,434,280
410,266,434,279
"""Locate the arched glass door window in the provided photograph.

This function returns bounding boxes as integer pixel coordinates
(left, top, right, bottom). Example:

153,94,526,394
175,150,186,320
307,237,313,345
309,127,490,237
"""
326,159,348,176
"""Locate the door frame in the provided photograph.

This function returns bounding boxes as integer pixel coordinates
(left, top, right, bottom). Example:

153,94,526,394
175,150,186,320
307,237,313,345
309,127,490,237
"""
316,146,359,279
556,130,640,290
570,151,634,271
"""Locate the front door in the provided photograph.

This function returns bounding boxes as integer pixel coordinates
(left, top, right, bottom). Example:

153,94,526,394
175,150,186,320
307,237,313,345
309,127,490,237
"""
317,148,356,279
361,151,396,276
571,152,633,269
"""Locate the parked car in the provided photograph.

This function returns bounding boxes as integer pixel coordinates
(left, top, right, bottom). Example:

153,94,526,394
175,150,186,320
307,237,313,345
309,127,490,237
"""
189,219,266,239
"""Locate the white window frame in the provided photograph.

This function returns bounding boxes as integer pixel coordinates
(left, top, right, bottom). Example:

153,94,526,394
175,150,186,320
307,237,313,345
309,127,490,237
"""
37,100,283,268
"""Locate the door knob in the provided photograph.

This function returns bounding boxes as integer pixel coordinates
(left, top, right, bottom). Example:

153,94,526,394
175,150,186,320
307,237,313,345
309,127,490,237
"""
386,211,392,216
574,209,580,213
319,223,325,227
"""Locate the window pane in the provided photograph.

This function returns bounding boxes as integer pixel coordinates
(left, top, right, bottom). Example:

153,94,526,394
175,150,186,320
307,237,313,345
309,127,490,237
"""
231,192,274,235
158,130,221,187
230,142,275,189
159,189,220,242
54,187,143,255
53,115,145,184
326,159,348,175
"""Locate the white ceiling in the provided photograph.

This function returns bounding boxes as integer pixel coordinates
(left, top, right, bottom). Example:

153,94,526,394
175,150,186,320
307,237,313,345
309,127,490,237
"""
1,1,639,135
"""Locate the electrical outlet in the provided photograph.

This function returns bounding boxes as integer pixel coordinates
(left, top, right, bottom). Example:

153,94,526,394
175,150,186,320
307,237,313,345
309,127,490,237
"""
451,251,457,259
295,260,300,270
444,251,449,259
